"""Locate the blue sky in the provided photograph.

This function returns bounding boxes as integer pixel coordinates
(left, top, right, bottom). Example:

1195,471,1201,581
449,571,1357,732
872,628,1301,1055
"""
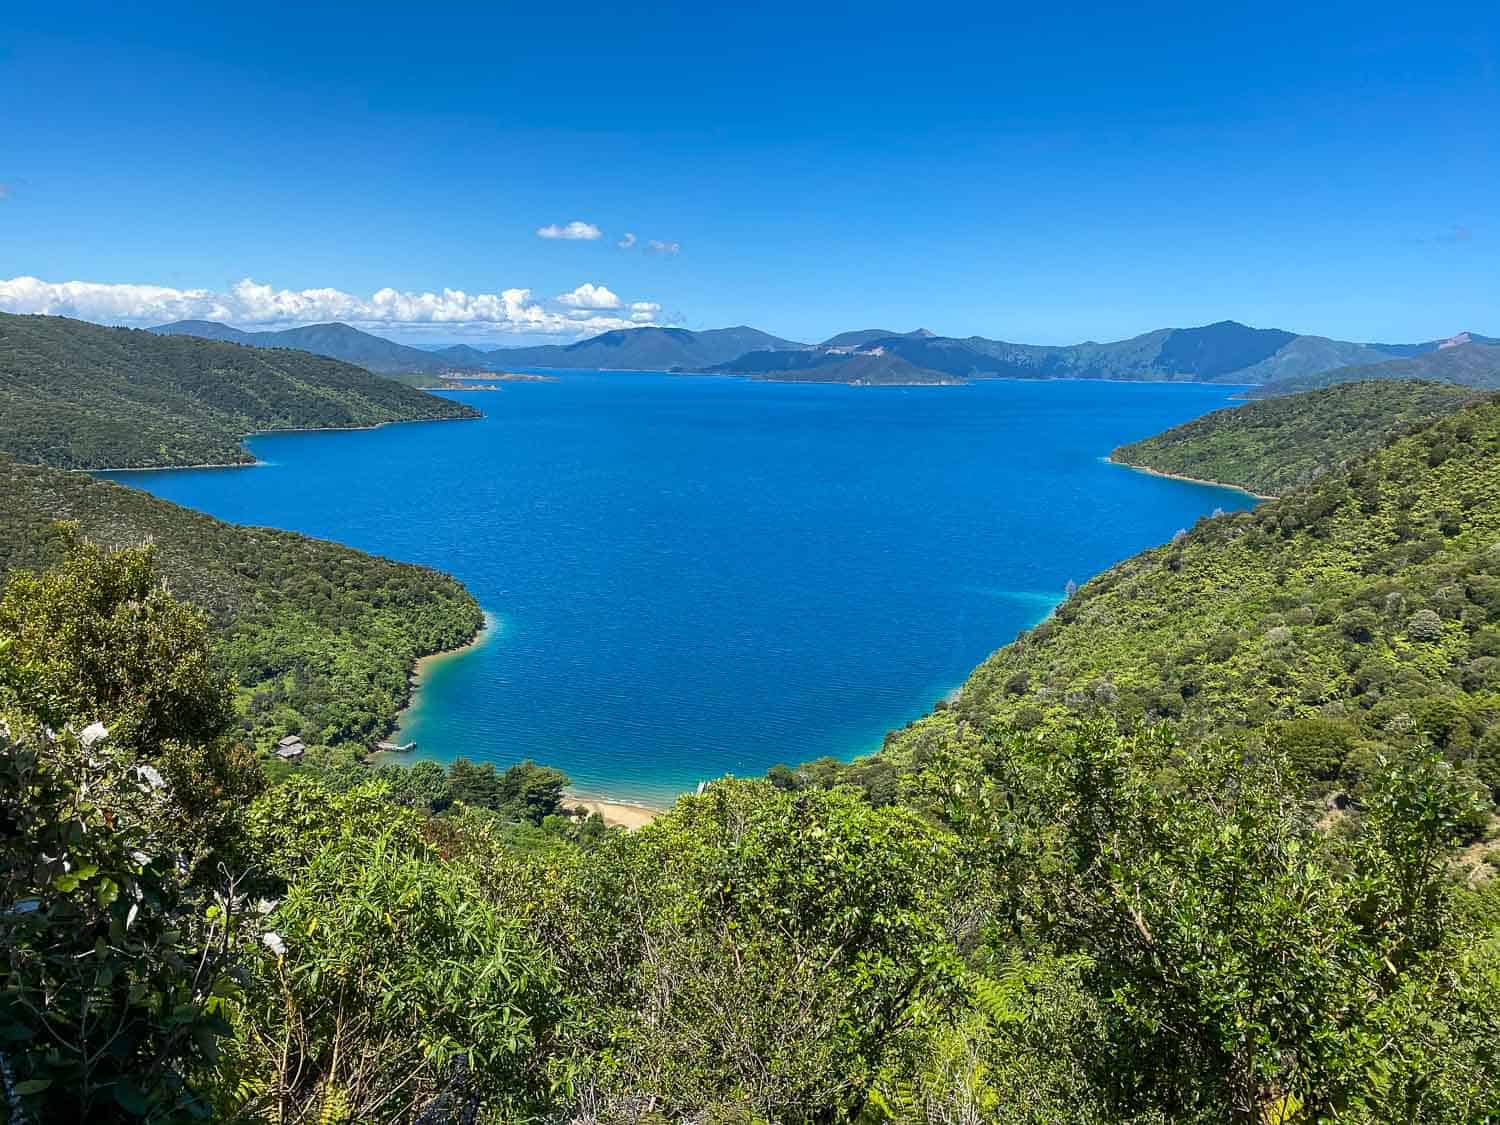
2,0,1496,346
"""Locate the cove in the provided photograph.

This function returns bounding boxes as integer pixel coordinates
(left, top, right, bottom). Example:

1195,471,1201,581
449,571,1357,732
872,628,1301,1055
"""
105,372,1257,805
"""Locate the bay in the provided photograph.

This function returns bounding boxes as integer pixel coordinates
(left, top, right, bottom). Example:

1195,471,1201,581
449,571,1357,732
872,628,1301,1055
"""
105,372,1256,805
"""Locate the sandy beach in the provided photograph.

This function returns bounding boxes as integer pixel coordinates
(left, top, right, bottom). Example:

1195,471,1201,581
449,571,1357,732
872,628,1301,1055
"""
567,797,663,830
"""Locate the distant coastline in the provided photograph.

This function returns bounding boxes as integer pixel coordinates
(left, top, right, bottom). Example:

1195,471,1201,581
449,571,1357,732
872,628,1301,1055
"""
499,364,1263,390
86,458,263,473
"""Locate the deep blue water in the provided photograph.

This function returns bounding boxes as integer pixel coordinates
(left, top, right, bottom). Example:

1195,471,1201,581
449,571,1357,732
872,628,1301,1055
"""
105,374,1255,804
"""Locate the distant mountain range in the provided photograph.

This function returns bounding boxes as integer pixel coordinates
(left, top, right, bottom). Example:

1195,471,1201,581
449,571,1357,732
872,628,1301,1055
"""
1242,339,1500,399
434,326,804,372
147,316,1498,391
796,321,1396,384
150,320,480,376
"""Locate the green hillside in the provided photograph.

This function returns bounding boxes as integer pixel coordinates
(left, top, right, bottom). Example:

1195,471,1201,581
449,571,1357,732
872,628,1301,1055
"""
869,392,1500,808
1112,380,1483,496
0,458,483,749
0,312,478,469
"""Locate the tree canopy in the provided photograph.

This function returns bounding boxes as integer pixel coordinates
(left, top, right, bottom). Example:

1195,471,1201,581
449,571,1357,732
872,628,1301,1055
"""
1112,380,1483,496
0,463,483,754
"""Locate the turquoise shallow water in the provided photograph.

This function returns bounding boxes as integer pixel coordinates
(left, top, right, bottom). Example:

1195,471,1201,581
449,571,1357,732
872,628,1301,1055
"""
106,373,1256,804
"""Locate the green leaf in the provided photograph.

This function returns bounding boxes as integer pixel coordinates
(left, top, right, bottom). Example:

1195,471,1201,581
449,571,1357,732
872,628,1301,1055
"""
114,1080,149,1115
96,875,120,907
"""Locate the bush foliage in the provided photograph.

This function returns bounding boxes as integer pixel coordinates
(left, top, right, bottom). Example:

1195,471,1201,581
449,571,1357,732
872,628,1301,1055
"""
0,465,483,752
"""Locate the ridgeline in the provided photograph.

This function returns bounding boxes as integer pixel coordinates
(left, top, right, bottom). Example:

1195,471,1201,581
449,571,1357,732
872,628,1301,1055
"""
1111,380,1484,496
0,311,478,469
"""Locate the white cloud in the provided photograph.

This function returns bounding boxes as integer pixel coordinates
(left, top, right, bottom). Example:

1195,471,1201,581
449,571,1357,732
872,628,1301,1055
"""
646,239,682,255
536,220,603,240
557,282,622,309
630,300,662,323
0,275,671,338
617,231,637,249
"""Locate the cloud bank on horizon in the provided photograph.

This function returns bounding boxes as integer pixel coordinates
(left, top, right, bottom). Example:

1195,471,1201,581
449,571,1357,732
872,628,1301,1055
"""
0,275,671,337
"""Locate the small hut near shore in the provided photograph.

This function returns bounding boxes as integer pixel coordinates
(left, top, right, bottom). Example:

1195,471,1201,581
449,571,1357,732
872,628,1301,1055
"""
275,734,306,761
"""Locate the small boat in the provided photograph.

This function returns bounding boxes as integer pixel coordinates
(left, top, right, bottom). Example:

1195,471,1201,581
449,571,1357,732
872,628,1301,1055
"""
375,740,417,753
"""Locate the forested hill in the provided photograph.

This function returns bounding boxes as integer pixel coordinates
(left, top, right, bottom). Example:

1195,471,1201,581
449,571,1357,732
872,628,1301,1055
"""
0,457,483,749
1111,380,1483,497
0,312,479,469
865,390,1500,810
1243,340,1500,400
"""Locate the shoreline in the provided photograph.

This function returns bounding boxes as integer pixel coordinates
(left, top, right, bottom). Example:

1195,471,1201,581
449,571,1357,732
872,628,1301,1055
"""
1105,454,1277,501
566,795,665,830
84,458,264,473
442,372,557,383
396,611,498,728
85,413,480,475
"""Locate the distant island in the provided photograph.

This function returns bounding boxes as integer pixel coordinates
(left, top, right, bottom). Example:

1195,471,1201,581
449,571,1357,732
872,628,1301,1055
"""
399,372,558,391
705,347,962,385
